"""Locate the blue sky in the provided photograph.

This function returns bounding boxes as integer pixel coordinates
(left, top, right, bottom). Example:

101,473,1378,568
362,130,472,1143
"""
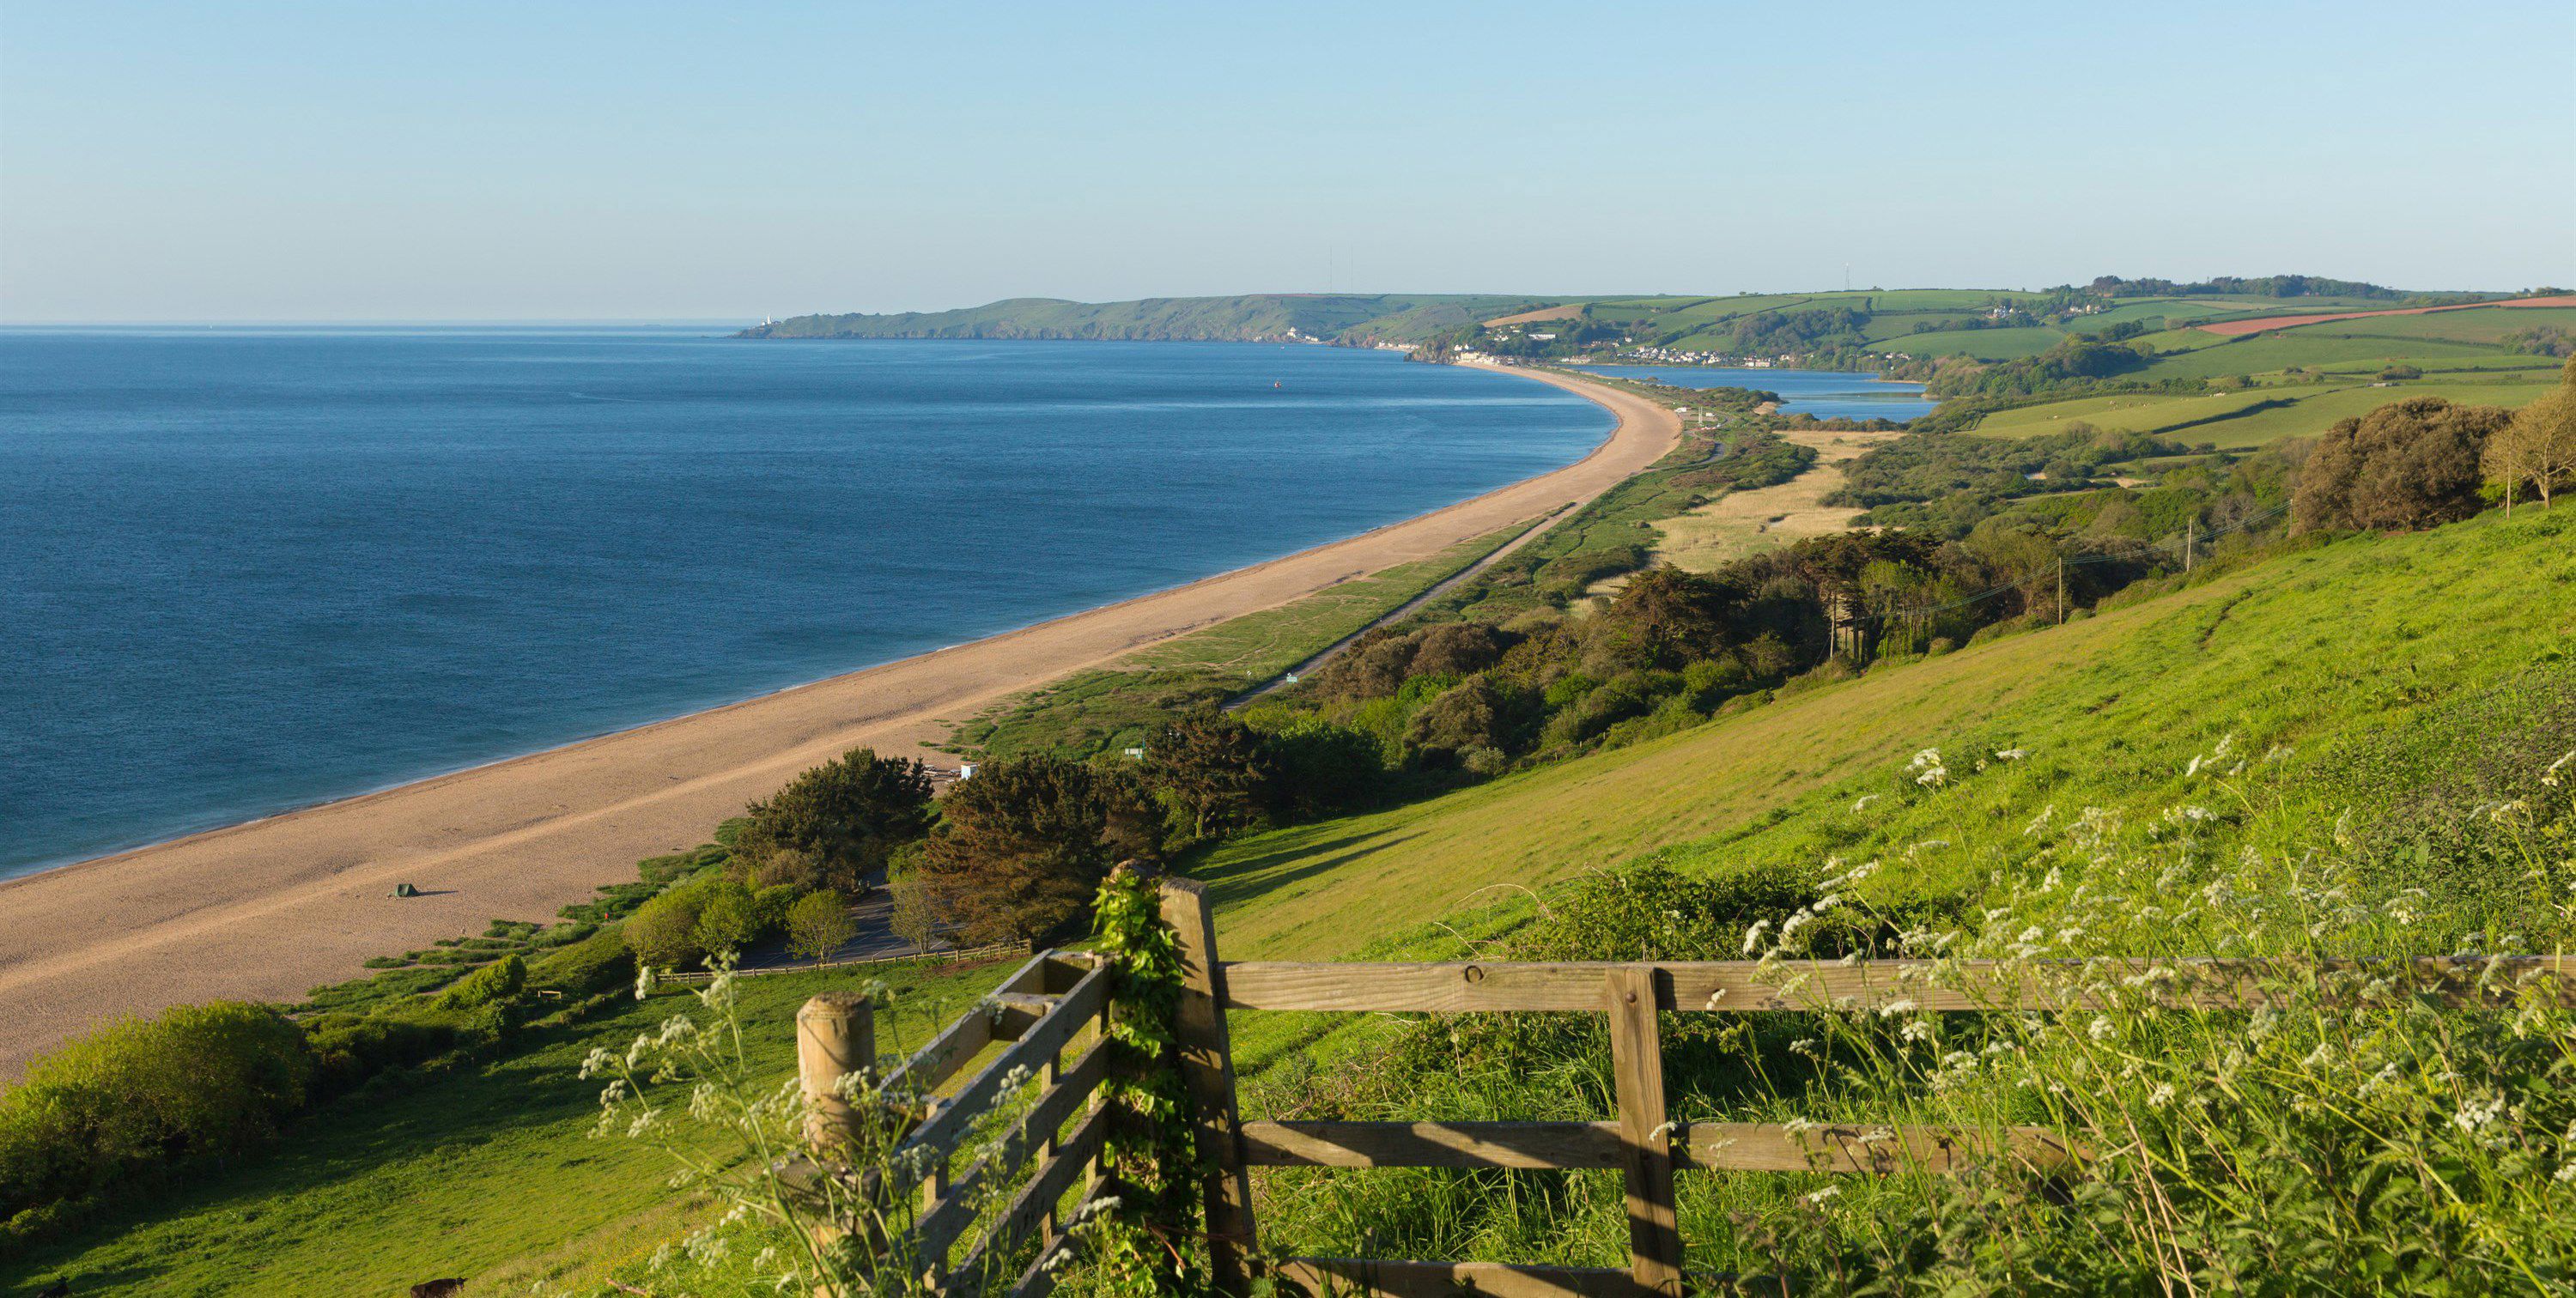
3,1,2570,321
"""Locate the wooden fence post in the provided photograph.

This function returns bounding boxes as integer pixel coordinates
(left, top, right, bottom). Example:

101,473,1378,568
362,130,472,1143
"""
1161,878,1257,1297
799,992,878,1155
1606,968,1682,1297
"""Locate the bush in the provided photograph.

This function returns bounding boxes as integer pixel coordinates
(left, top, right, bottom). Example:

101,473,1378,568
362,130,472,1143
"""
431,953,527,1010
0,1002,313,1228
303,1014,457,1096
786,891,860,962
526,924,635,996
625,882,714,971
692,881,767,960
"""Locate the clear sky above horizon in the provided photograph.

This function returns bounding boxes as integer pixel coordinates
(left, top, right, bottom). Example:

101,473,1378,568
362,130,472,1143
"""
4,1,2572,322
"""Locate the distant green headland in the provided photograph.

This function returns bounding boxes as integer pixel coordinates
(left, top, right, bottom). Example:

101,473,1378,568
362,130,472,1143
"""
736,293,1574,344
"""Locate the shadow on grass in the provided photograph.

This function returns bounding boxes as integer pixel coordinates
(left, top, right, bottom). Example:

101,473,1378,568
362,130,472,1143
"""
1192,827,1422,914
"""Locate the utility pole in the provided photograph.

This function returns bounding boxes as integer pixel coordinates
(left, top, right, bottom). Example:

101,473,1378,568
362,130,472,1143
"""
2057,558,2067,625
2185,518,2196,573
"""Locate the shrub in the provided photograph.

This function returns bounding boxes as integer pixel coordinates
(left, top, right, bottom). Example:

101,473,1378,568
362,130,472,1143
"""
692,881,767,959
303,1013,457,1096
786,891,859,963
625,883,714,971
526,924,635,996
431,953,527,1010
1253,713,1386,817
0,1002,313,1228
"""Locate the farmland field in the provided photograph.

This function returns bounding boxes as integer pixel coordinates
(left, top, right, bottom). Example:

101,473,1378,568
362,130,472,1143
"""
1870,324,2066,359
1969,376,2560,446
2136,332,2547,379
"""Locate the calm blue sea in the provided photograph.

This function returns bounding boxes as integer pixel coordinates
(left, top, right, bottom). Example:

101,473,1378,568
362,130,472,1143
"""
1577,365,1935,421
0,329,1608,879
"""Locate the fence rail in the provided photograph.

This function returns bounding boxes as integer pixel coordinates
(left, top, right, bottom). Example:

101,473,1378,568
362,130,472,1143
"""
796,948,1111,1298
791,884,2576,1298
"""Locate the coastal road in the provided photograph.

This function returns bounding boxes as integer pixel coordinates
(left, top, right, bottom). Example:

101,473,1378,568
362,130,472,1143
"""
0,363,1678,1077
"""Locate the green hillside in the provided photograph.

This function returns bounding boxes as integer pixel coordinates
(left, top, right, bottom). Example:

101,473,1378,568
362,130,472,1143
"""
741,294,1570,344
1196,506,2575,960
1208,507,2576,1288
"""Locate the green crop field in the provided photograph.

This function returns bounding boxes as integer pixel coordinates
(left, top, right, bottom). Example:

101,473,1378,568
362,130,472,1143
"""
2282,305,2576,344
0,959,1015,1297
1869,324,2068,360
2136,332,2544,380
1969,376,2560,447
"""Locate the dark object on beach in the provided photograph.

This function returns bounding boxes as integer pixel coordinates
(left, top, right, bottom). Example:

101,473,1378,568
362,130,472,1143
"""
411,1281,466,1298
392,882,421,898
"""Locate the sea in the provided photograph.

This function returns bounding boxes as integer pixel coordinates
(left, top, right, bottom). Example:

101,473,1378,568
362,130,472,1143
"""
1576,365,1936,422
0,328,1609,880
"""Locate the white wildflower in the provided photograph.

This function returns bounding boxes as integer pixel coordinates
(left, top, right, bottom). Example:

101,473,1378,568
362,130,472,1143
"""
2148,1083,2176,1108
1804,1186,1840,1205
1850,793,1880,814
2544,749,2575,788
2087,1016,2116,1043
2451,1094,2507,1133
1995,748,2029,761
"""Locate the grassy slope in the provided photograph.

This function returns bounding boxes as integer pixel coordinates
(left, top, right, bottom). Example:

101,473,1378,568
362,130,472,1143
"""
1195,507,2576,964
1970,375,2560,447
0,959,1016,1298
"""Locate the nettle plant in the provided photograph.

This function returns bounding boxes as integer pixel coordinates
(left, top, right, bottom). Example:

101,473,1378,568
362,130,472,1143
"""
1735,739,2576,1294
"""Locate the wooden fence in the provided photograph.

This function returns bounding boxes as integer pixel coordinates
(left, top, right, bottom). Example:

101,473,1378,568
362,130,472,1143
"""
796,880,2576,1298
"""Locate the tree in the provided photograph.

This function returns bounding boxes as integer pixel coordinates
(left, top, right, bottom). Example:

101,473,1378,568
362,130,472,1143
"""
911,756,1161,944
691,881,764,960
1581,567,1740,672
1405,677,1529,764
624,883,713,970
2293,397,2512,533
1145,708,1283,840
733,748,934,895
784,891,858,964
2483,388,2576,513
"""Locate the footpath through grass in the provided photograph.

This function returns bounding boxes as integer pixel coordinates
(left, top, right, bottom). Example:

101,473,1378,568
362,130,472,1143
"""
0,958,1015,1298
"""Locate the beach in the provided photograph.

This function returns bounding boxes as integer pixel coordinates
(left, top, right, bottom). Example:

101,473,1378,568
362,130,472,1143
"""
0,363,1677,1077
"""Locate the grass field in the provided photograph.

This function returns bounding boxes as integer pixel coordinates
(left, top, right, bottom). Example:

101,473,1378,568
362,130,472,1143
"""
1868,324,2067,360
1968,375,2561,447
0,958,1017,1297
2136,332,2541,380
2280,304,2576,344
1193,506,2576,963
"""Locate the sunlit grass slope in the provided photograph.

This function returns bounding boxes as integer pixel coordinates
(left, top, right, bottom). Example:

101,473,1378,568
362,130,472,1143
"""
0,959,1013,1298
1197,507,2576,960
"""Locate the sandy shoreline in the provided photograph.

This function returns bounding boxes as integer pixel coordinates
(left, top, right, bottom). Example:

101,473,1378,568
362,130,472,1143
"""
0,363,1677,1077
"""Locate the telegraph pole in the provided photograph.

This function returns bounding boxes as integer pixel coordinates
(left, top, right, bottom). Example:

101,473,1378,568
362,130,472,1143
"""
2185,518,2196,573
2057,559,2067,625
